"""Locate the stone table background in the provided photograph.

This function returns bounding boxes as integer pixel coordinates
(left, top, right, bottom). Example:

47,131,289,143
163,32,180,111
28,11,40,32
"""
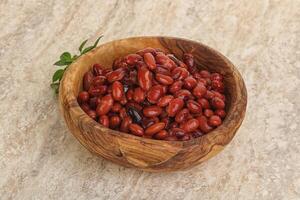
0,0,299,199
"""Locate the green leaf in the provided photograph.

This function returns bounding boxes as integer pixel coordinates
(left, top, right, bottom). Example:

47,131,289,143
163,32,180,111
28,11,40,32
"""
50,82,59,94
93,35,103,48
79,39,88,53
60,52,72,62
81,46,94,54
54,60,67,66
52,69,65,82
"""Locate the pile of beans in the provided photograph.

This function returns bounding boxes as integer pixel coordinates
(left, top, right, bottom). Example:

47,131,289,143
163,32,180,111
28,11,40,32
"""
77,47,226,141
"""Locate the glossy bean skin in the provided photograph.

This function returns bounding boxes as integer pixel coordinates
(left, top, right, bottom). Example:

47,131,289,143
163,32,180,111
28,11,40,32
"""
203,109,213,118
175,108,190,123
120,116,132,132
166,98,184,117
181,119,199,133
111,102,122,113
191,130,204,138
138,66,152,91
147,85,164,103
112,81,124,101
141,117,159,129
193,83,207,98
136,47,156,56
183,76,197,89
169,80,183,94
197,98,210,109
92,76,106,86
156,74,174,85
88,85,107,97
110,115,121,128
144,53,156,70
99,115,109,127
157,95,174,107
215,109,226,118
96,94,114,115
126,88,134,101
78,91,89,103
83,71,94,91
171,67,189,80
129,123,144,136
208,115,222,127
93,64,104,76
143,106,162,118
106,68,126,83
155,66,171,76
186,100,202,113
125,54,142,65
154,130,168,140
197,116,213,133
133,87,146,103
86,110,97,120
145,122,165,136
171,128,186,139
211,97,225,109
183,53,197,74
175,89,194,101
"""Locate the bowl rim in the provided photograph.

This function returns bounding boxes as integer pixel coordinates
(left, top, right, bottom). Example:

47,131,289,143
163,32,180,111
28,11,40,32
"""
59,36,247,148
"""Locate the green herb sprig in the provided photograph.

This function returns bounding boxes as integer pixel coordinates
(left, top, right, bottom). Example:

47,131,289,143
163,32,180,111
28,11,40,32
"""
51,36,103,94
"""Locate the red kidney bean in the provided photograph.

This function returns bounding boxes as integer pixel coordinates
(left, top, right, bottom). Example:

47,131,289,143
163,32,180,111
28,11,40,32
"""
112,81,124,101
175,89,194,100
211,97,225,109
204,109,214,118
183,76,197,89
155,66,171,76
141,117,159,129
186,100,202,113
96,94,114,115
111,102,122,113
204,90,215,99
106,68,126,83
124,54,142,65
197,98,210,109
110,115,121,128
119,95,128,105
156,74,174,85
170,128,186,139
181,119,199,133
169,122,179,129
99,115,109,127
88,85,107,97
119,108,128,119
208,115,222,127
88,97,98,109
138,66,152,91
133,87,146,103
78,91,89,103
183,53,198,74
175,108,190,123
197,116,213,133
92,64,104,76
126,88,134,101
154,130,168,140
157,95,174,107
171,67,189,80
83,71,94,91
144,52,156,70
211,73,223,81
86,110,97,120
160,110,169,119
143,106,162,118
181,134,191,141
126,101,143,111
129,123,144,136
191,130,204,138
212,91,226,101
147,85,164,103
92,76,106,86
215,109,226,118
120,116,132,132
169,80,183,94
211,80,224,92
145,122,165,136
200,70,211,78
193,83,207,98
80,103,90,113
166,98,184,117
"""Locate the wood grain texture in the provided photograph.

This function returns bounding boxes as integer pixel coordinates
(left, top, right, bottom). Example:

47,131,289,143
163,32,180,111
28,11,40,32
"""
59,36,247,172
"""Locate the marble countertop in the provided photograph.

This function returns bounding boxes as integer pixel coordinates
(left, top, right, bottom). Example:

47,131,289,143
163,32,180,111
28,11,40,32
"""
0,0,299,199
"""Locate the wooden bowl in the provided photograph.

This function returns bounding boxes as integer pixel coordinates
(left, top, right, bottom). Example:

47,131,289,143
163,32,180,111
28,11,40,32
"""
59,36,247,172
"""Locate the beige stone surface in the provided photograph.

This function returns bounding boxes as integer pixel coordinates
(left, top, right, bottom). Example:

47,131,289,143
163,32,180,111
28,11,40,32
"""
0,0,299,199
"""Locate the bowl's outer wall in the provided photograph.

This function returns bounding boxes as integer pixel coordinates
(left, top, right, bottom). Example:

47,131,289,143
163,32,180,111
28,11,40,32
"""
59,37,247,172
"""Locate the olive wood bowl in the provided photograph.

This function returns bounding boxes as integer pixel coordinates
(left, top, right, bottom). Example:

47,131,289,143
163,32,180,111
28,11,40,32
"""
59,36,247,172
